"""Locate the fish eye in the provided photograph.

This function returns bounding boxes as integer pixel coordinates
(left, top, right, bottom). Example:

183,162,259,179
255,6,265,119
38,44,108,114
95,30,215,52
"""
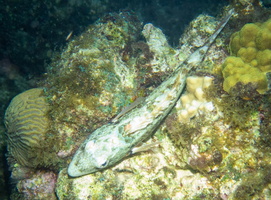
100,161,107,168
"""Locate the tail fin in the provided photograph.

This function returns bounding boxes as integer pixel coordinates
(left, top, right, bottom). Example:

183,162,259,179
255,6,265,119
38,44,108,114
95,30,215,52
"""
185,8,234,66
204,8,234,47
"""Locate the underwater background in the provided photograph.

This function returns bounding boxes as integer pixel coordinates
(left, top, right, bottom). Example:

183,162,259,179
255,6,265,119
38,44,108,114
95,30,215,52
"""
2,0,271,199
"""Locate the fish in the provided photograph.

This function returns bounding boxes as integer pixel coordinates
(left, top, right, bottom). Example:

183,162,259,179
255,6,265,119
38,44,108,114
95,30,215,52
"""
68,9,234,177
111,96,145,123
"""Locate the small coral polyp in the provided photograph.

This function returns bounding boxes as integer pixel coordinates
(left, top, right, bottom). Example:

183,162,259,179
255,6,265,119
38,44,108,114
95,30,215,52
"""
222,18,271,95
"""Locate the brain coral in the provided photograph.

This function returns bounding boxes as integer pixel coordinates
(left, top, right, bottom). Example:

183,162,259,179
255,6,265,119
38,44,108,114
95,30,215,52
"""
4,88,50,167
222,18,271,95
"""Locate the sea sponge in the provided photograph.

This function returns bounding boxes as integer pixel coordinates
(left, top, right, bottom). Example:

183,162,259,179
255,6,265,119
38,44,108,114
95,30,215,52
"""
4,88,50,167
222,18,271,95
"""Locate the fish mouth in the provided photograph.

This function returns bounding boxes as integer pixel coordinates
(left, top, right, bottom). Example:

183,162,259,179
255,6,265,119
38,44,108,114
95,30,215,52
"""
67,160,82,177
68,162,97,177
67,156,96,177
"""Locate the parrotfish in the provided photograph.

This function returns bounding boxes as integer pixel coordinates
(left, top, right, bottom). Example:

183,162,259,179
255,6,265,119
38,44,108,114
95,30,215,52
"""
68,9,233,177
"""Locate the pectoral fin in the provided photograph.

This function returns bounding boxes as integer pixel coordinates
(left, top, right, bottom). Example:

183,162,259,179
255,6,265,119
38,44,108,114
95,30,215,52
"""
131,141,161,154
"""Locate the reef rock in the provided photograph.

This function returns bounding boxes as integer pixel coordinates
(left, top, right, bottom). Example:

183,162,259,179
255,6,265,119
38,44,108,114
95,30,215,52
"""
55,11,234,200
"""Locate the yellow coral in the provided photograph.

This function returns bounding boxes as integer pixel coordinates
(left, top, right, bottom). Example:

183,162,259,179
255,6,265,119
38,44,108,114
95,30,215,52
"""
222,18,271,95
238,24,259,48
4,88,50,167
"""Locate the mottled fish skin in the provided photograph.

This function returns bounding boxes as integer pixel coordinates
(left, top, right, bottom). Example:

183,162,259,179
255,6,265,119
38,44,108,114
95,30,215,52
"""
68,10,233,177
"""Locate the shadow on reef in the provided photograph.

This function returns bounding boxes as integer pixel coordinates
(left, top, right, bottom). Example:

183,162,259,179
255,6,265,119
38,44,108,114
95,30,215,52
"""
1,147,11,200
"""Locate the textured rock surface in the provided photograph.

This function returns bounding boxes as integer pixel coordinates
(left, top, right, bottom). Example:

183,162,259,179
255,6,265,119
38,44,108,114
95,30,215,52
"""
14,170,57,200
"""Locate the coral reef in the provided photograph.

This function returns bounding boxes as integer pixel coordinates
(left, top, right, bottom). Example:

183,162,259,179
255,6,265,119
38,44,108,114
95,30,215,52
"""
165,74,271,199
222,18,271,96
4,88,53,168
54,8,271,199
4,3,271,199
5,11,179,198
43,12,156,170
54,11,236,199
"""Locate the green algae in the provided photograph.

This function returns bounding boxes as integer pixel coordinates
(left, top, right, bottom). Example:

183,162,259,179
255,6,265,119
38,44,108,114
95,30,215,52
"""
42,13,147,169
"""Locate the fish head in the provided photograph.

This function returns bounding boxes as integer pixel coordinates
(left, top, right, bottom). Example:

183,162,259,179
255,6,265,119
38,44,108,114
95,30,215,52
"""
68,126,128,177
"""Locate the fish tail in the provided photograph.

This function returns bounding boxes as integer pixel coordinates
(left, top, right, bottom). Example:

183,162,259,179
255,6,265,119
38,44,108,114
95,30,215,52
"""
185,8,234,68
204,8,234,47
